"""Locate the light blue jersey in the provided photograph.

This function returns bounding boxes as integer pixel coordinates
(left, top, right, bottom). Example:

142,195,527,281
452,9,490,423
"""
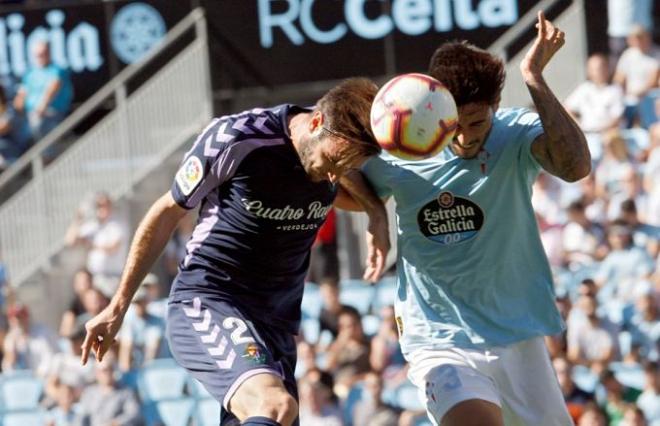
362,108,564,354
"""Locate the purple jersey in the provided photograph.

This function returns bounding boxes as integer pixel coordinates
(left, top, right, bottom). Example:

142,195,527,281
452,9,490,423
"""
170,105,336,333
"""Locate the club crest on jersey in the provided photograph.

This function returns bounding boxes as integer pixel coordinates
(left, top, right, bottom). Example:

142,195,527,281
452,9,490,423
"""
175,156,203,196
242,343,267,364
417,191,484,245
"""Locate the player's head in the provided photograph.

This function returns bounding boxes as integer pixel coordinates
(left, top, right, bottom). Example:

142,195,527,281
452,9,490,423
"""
300,77,380,183
428,41,505,159
586,53,610,85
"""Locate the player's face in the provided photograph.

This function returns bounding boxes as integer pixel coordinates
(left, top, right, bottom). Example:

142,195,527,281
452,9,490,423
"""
450,102,495,159
301,132,366,183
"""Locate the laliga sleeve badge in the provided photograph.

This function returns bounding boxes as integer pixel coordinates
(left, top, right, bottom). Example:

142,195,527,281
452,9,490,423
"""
175,156,203,196
242,343,267,364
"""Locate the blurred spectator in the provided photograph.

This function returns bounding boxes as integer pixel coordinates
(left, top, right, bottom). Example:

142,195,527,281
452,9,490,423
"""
65,192,129,298
613,26,659,128
325,305,371,397
0,84,30,171
13,40,73,142
595,131,636,201
369,305,405,376
642,124,660,226
318,281,348,340
298,368,343,426
567,294,619,372
141,273,167,320
565,53,624,162
554,356,595,423
606,0,654,68
353,371,400,426
59,269,94,337
46,383,79,426
295,340,318,380
606,169,648,223
579,402,609,426
562,200,608,271
74,353,141,426
617,199,660,259
620,405,648,426
595,220,654,304
79,287,109,322
118,280,166,372
636,361,659,424
44,318,95,403
532,172,565,226
1,303,58,372
628,292,659,362
600,369,642,425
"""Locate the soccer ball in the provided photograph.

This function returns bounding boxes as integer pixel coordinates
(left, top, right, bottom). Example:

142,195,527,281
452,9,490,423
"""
370,73,458,160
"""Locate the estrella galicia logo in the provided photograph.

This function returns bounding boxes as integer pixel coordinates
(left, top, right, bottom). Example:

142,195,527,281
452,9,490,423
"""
110,3,166,64
417,191,484,245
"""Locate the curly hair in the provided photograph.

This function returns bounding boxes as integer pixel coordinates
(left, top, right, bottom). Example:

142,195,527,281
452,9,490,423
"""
428,41,505,107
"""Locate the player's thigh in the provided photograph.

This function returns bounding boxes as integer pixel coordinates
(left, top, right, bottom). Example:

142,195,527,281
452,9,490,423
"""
497,338,573,426
166,295,290,422
442,399,503,426
228,372,298,423
412,359,503,426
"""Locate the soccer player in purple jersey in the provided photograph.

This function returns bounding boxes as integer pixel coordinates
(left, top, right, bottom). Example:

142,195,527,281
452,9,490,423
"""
80,77,390,426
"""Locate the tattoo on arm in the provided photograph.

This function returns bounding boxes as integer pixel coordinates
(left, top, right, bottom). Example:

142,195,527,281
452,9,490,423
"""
527,76,591,182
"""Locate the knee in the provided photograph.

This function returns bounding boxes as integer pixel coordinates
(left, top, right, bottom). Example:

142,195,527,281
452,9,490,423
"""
259,391,298,424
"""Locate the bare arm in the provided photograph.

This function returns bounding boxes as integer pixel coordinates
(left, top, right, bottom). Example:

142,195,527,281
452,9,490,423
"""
81,192,187,364
522,11,591,182
337,170,390,282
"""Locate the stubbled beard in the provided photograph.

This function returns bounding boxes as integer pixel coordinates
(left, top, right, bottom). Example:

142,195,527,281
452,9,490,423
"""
298,133,320,173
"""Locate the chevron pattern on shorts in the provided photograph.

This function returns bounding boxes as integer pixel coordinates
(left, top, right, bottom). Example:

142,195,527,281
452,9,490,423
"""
183,297,236,370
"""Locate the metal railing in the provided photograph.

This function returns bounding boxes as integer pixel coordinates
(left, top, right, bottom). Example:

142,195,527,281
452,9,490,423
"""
0,8,213,286
490,0,587,107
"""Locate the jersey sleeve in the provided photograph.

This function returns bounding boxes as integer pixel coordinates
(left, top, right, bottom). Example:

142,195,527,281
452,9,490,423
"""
171,117,243,209
513,109,544,179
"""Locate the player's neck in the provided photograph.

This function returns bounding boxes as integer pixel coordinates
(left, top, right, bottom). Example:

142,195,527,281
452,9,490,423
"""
288,112,311,152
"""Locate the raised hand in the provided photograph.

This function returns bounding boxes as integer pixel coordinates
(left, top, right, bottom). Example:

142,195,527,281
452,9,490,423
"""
520,11,565,81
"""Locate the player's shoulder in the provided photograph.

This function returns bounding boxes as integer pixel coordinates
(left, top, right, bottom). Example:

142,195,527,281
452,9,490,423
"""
215,104,306,144
494,107,541,129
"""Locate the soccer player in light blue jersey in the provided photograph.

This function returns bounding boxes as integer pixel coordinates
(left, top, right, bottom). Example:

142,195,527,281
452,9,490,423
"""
357,12,591,426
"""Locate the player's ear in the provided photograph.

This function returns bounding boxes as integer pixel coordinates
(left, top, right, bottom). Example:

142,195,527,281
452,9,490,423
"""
309,110,324,135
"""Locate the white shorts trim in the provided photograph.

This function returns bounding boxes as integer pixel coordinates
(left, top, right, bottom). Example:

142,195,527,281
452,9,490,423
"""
223,368,283,410
408,337,572,426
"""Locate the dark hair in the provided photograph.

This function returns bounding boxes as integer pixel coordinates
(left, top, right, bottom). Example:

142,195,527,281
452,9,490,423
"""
338,305,361,321
428,41,505,107
316,77,381,165
620,199,637,214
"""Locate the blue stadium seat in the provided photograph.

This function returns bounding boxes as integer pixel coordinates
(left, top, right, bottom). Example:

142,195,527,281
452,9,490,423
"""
339,279,376,315
189,376,213,400
412,415,433,426
373,276,397,311
394,382,424,411
300,317,320,343
361,314,381,336
1,410,47,426
138,358,189,402
195,398,221,426
144,397,195,426
572,365,599,393
610,362,646,390
0,370,43,411
301,282,322,319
